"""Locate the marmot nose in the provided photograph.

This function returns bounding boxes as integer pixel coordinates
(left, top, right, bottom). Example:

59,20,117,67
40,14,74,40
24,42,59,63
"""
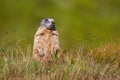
51,20,55,25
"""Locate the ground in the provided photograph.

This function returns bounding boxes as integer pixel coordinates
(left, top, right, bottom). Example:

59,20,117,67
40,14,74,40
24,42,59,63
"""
0,40,120,80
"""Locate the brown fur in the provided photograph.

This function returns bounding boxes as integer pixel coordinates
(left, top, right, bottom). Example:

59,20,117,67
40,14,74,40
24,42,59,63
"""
33,28,60,63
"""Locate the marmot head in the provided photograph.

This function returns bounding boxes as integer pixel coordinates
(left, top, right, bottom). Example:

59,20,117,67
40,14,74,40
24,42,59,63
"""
40,18,56,30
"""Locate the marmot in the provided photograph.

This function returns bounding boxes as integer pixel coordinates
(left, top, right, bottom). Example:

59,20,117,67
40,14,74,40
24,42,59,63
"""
33,18,60,63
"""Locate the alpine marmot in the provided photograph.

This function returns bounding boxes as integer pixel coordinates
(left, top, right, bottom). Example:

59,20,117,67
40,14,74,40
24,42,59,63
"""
33,18,60,63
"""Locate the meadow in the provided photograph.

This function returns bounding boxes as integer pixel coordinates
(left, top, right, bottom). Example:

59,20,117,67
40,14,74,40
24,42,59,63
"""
0,40,120,80
0,0,120,80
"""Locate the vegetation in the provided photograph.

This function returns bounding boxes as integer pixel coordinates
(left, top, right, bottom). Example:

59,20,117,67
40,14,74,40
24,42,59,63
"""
0,0,120,47
0,0,120,80
0,40,120,80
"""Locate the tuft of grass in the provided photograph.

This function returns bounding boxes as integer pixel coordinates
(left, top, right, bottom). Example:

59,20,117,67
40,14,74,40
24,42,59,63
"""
0,40,120,80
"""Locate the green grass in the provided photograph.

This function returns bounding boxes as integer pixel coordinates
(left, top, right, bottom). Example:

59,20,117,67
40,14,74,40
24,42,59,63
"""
0,40,120,80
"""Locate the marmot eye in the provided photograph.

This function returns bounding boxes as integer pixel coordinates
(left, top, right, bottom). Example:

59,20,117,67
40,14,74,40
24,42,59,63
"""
45,19,48,22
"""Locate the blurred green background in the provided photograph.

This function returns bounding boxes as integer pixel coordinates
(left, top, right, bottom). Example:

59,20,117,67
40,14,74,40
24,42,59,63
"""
0,0,120,48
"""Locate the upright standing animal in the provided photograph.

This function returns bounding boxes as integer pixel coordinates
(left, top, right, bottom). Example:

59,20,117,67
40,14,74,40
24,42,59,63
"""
33,18,60,63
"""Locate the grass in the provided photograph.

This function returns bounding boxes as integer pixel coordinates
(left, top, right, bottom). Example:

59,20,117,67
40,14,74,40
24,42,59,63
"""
0,40,120,80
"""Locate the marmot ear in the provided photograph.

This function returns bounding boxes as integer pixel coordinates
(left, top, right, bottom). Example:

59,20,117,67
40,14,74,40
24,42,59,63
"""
40,19,46,28
40,20,43,26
